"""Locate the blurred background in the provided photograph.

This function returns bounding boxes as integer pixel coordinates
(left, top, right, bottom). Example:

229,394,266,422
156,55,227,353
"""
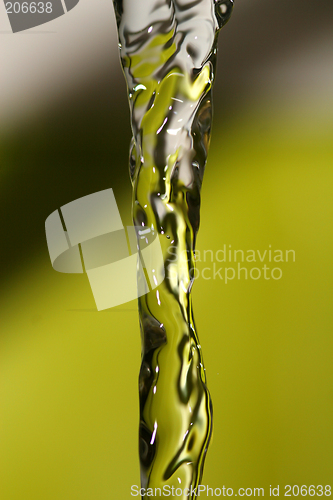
1,0,333,498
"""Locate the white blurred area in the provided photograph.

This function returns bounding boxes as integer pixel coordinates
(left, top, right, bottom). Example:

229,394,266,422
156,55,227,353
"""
0,0,120,131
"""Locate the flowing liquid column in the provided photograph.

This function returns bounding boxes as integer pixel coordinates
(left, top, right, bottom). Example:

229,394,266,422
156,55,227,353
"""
113,0,234,496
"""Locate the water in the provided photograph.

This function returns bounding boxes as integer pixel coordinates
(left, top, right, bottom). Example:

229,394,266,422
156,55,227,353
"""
112,0,234,496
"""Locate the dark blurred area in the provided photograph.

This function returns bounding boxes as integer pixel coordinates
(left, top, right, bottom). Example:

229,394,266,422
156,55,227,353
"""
1,73,132,285
218,0,333,105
